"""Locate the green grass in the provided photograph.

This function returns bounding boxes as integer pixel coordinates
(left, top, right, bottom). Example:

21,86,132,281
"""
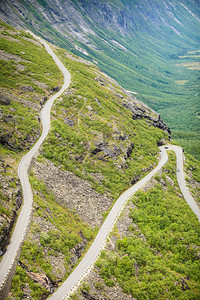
40,47,168,200
2,19,199,299
10,173,95,299
0,22,64,258
95,152,200,299
3,1,199,158
0,34,62,90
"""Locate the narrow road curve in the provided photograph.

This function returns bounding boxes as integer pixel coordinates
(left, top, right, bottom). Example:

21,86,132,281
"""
0,35,71,290
167,145,200,221
49,145,200,300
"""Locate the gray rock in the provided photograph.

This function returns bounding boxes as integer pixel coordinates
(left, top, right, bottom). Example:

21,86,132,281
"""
20,85,35,92
91,142,121,160
122,100,171,137
126,143,134,158
157,138,166,146
39,96,48,105
0,94,11,105
65,117,75,126
95,97,101,107
52,86,60,92
3,115,16,123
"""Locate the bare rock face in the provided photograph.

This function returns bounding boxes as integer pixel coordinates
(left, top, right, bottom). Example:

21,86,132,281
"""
70,232,88,267
0,94,11,105
28,272,53,292
18,260,57,296
91,142,121,160
157,138,166,146
20,85,35,92
33,159,112,228
0,158,22,256
121,98,171,137
79,269,135,300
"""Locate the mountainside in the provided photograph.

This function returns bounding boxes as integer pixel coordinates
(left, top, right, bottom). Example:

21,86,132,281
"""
0,21,200,300
0,19,169,256
0,0,200,158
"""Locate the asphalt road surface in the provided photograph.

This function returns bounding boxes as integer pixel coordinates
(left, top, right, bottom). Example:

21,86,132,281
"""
167,145,200,221
0,35,71,289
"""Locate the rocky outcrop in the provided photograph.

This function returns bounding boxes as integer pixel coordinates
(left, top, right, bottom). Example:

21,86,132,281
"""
32,159,112,228
126,143,134,158
91,142,121,161
52,86,60,92
131,166,153,185
18,261,57,294
157,138,166,146
0,127,40,151
94,73,171,139
20,85,35,92
0,94,11,105
70,231,88,267
28,272,53,293
122,98,171,137
0,158,22,256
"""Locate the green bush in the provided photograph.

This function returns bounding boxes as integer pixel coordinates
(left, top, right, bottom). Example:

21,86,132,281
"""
96,156,200,299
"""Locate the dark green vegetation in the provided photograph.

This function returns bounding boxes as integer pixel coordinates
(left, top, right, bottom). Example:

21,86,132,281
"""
1,0,199,158
94,152,200,300
184,153,200,203
0,21,62,255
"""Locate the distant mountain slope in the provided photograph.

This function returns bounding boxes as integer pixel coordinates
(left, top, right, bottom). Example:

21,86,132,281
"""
0,0,199,158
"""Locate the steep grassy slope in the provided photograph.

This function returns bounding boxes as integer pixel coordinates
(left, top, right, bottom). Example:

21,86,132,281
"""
76,153,200,300
0,24,172,299
0,0,199,158
0,20,63,256
0,21,199,300
41,46,169,201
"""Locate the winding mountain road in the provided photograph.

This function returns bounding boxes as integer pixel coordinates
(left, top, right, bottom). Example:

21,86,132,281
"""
0,33,199,300
49,145,200,300
168,145,200,221
0,35,71,291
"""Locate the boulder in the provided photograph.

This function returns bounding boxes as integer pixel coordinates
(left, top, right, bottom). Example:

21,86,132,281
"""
157,138,166,146
3,115,16,123
52,86,60,92
126,143,134,158
65,117,75,126
20,85,35,92
28,272,54,293
0,94,11,105
40,96,48,105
